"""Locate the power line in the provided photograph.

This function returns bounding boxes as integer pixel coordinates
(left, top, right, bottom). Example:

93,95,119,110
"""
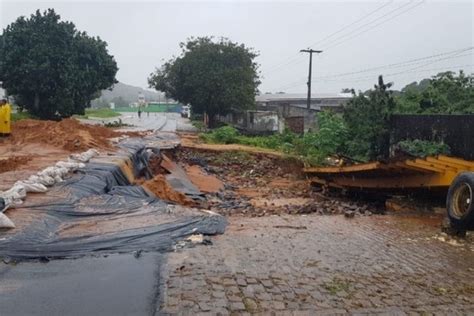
307,1,394,49
274,50,472,91
274,64,472,92
314,62,473,84
321,1,425,51
264,1,424,77
264,1,396,74
314,47,473,80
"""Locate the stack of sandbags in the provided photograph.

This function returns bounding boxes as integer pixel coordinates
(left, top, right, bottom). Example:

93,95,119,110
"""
0,149,98,229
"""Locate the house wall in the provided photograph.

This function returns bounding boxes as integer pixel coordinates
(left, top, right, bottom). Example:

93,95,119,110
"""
218,111,279,135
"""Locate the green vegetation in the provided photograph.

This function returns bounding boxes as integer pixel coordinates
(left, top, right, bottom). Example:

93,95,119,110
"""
395,71,474,114
11,111,34,122
201,112,348,166
396,139,450,157
201,70,471,165
148,36,260,127
78,108,120,119
322,277,352,296
343,75,395,161
0,9,118,120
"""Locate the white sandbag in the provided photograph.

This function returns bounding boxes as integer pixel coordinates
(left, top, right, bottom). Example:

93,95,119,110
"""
70,149,99,162
37,175,55,186
56,167,69,176
0,185,27,200
16,182,48,193
26,175,41,183
54,175,63,183
56,161,85,170
38,166,58,177
0,213,15,229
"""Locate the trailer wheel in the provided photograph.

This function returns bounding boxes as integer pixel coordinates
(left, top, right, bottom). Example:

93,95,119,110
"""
447,172,474,230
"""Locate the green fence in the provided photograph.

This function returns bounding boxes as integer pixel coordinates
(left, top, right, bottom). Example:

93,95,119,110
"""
114,103,182,113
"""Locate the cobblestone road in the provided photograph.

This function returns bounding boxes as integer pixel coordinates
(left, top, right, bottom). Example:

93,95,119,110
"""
160,214,473,315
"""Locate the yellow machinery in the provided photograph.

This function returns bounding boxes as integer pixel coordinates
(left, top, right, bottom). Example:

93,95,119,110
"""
304,155,474,189
0,102,12,135
304,155,474,230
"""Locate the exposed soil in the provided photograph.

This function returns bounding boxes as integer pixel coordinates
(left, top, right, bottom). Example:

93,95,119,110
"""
178,133,284,157
0,156,32,174
140,175,195,207
10,119,140,152
173,148,385,217
184,165,223,193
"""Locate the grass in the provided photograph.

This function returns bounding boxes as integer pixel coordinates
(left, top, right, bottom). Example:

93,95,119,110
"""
322,277,352,295
11,111,34,122
81,108,121,119
200,126,327,166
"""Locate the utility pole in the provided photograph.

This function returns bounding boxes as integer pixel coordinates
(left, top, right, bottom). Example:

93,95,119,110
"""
300,49,323,110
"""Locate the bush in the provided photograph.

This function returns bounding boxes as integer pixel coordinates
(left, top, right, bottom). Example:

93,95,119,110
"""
11,111,34,122
396,139,451,157
203,126,239,144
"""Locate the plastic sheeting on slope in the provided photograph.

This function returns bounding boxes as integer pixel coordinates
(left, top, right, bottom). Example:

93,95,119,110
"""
0,137,227,261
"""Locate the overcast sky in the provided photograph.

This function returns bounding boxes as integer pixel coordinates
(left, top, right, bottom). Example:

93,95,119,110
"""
1,0,473,94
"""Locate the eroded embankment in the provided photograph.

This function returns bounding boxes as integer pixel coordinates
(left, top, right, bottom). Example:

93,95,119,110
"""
0,137,226,261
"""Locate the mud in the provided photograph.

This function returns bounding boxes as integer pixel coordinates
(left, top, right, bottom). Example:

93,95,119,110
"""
140,175,195,206
10,118,140,152
0,156,32,174
0,143,70,190
185,165,223,193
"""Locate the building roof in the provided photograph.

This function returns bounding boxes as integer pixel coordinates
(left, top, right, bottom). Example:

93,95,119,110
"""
256,92,352,102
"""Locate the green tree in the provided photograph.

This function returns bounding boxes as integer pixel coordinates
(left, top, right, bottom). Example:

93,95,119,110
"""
343,75,396,161
148,37,260,126
0,9,118,119
395,71,473,114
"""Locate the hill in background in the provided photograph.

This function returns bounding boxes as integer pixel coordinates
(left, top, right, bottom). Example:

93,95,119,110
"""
91,82,167,108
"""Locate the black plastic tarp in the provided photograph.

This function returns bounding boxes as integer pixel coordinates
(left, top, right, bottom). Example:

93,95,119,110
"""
0,138,227,261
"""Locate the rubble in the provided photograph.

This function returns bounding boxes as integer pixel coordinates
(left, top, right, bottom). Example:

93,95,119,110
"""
175,147,381,217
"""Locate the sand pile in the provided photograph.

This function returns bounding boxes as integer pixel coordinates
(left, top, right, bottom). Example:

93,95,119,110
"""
11,119,121,152
141,175,195,206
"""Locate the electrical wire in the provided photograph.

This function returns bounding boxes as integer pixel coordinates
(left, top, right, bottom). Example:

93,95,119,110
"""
321,1,425,51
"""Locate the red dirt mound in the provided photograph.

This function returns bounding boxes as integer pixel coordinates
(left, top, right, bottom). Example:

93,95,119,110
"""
11,119,122,152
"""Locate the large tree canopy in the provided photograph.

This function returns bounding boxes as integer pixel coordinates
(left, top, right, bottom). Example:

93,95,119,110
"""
148,37,260,126
0,9,118,119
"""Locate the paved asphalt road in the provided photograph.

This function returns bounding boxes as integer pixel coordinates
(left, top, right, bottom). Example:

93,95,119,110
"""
0,254,163,316
0,112,192,316
80,112,197,133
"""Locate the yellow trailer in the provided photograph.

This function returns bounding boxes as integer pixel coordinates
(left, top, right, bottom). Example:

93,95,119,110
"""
304,155,474,230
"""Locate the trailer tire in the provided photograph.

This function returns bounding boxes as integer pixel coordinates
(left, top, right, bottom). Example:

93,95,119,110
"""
447,172,474,230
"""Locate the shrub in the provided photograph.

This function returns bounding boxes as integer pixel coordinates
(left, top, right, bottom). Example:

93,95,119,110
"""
204,126,239,144
396,139,451,157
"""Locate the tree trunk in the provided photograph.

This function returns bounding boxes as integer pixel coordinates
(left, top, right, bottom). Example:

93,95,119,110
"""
208,113,217,128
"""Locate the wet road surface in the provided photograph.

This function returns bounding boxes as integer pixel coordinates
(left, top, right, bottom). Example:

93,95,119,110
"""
162,214,474,315
80,112,197,133
0,253,163,316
